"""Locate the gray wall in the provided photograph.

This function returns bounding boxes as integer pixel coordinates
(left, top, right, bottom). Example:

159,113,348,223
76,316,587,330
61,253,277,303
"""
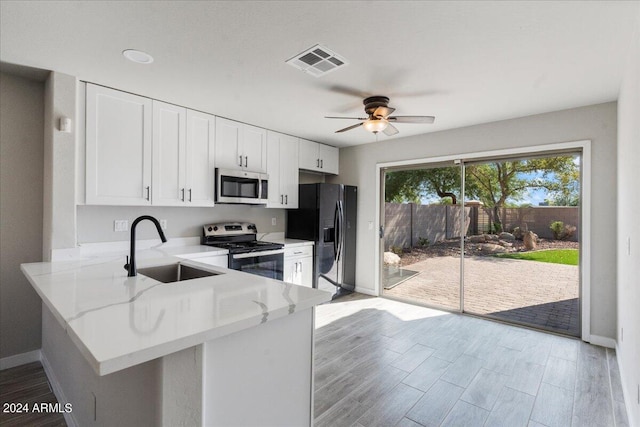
333,102,617,339
0,72,44,359
616,11,640,427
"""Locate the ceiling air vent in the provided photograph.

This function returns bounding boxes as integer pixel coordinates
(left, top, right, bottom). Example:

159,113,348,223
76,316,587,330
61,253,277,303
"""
286,44,348,77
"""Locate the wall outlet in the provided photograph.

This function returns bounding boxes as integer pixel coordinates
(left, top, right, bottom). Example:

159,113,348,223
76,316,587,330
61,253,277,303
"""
160,219,167,230
272,217,276,226
114,220,128,232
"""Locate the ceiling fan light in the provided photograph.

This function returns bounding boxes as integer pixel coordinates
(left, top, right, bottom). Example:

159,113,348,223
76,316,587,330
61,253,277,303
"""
363,119,388,133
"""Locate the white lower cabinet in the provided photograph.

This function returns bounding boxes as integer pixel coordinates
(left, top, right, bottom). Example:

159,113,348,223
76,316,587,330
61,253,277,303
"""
284,245,313,288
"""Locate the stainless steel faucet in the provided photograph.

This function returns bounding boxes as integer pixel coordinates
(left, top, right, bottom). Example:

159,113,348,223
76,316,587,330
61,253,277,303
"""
124,215,167,277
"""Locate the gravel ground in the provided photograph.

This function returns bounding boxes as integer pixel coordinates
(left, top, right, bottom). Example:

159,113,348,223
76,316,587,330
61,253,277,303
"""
396,238,579,267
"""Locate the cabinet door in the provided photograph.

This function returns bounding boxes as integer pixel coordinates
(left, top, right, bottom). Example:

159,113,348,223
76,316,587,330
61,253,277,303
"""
152,101,186,206
298,139,319,171
283,257,297,284
86,84,152,205
242,124,267,173
319,143,339,175
266,131,282,207
280,134,299,208
186,110,216,206
215,117,242,170
299,257,313,288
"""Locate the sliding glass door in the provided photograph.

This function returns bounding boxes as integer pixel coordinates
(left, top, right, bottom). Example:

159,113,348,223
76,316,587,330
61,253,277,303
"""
462,154,581,336
381,162,462,312
380,151,581,336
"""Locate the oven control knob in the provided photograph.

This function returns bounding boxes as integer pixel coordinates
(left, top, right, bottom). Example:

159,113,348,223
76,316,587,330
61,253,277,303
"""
213,226,218,231
207,226,213,232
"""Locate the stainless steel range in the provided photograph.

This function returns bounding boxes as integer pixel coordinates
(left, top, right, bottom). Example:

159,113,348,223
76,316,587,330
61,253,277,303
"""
201,222,284,280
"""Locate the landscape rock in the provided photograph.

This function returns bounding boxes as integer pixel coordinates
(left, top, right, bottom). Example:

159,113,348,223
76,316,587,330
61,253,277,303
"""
485,234,500,241
468,235,486,243
499,232,515,241
384,252,401,265
523,231,537,250
478,243,508,253
498,240,513,248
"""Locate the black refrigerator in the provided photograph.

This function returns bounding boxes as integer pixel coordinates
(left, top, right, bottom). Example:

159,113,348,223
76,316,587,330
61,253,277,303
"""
286,184,357,298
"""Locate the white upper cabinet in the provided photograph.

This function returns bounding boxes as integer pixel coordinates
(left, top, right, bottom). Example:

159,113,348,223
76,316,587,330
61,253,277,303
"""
153,101,216,207
152,101,187,206
266,131,299,208
298,139,339,174
86,84,152,205
215,117,267,173
318,143,339,175
185,110,216,207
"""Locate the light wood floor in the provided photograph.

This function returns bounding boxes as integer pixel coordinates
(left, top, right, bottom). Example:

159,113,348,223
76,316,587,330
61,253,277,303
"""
314,294,629,427
0,362,66,427
0,295,628,427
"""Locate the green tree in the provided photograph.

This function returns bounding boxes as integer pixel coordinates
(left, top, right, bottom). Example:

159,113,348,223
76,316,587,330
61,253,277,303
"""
465,156,579,230
385,167,461,204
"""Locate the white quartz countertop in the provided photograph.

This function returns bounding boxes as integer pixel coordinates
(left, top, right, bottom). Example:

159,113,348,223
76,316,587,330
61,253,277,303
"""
22,253,331,376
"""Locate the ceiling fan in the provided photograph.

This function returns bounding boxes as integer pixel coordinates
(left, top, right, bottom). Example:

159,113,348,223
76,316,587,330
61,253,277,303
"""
326,96,435,136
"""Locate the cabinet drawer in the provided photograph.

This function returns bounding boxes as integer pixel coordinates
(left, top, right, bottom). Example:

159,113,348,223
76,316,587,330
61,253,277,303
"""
284,245,313,258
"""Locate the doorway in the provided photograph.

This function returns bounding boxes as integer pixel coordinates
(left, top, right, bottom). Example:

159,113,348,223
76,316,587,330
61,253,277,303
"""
379,148,583,337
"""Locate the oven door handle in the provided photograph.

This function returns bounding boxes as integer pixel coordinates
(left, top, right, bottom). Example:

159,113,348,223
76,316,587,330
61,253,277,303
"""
232,249,285,259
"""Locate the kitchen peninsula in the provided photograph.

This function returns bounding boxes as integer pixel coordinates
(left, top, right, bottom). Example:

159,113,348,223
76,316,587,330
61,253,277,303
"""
21,253,331,426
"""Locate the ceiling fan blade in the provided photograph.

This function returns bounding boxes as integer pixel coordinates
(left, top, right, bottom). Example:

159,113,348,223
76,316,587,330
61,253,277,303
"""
387,116,435,124
373,106,395,118
335,122,364,133
383,123,399,136
325,116,367,120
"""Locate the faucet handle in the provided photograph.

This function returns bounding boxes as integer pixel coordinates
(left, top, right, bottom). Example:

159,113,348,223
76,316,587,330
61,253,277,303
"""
124,255,130,271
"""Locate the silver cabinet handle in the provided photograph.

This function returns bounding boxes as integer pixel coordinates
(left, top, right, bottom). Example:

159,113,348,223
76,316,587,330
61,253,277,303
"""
285,194,288,205
244,156,248,168
146,186,150,201
316,158,320,168
188,189,192,202
320,159,323,169
181,188,185,201
280,195,283,204
239,155,243,166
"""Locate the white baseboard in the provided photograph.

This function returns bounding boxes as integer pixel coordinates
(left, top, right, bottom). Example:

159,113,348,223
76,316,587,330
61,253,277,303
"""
615,343,637,427
588,334,616,349
41,352,79,427
0,349,41,370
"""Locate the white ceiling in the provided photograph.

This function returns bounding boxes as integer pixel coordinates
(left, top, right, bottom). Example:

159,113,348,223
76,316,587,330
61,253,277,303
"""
1,1,638,147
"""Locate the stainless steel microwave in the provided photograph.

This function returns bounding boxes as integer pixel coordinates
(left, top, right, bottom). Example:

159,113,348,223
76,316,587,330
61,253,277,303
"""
215,168,268,204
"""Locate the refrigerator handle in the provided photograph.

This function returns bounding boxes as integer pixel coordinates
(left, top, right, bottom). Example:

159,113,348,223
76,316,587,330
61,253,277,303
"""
333,202,340,261
337,200,344,261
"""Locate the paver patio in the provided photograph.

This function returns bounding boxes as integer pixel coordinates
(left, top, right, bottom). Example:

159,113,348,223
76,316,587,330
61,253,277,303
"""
383,255,580,336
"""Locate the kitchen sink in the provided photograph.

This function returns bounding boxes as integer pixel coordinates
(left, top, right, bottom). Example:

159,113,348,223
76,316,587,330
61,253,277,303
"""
138,263,219,283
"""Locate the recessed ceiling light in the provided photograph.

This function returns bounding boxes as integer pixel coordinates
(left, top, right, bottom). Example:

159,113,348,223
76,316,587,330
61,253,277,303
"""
122,49,154,64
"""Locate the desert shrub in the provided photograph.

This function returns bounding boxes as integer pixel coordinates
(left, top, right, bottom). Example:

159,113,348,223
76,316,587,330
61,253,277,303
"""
550,221,564,239
563,224,577,240
418,236,430,247
390,245,404,256
550,221,576,240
